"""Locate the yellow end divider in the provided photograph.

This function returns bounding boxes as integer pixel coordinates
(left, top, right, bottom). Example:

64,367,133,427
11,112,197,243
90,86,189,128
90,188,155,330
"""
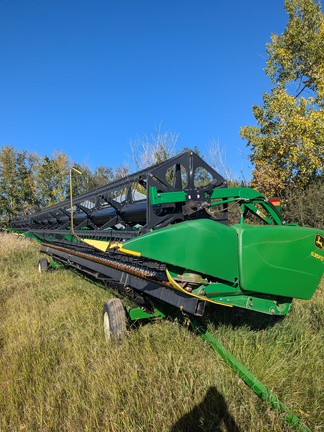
119,247,142,257
78,239,123,253
82,239,110,252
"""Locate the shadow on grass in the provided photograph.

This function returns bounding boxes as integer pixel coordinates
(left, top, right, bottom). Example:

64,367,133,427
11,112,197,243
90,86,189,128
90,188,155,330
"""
170,386,242,432
203,303,286,331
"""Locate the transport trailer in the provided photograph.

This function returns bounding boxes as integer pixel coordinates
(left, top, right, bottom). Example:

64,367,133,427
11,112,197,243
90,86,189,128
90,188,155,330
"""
10,150,323,432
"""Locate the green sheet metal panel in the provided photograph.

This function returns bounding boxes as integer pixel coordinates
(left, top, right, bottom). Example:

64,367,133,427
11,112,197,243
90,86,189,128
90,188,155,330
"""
123,219,239,284
234,224,324,299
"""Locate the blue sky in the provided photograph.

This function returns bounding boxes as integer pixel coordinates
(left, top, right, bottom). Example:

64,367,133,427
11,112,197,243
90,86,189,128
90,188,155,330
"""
0,0,289,180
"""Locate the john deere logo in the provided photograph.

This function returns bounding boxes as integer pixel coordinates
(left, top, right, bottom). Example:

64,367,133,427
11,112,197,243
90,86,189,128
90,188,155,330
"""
315,234,324,250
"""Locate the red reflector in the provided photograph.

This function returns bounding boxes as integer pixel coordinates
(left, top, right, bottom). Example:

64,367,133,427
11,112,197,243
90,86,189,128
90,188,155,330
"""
269,198,280,206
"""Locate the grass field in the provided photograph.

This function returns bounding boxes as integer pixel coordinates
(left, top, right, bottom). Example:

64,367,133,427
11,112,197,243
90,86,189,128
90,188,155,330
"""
0,234,323,431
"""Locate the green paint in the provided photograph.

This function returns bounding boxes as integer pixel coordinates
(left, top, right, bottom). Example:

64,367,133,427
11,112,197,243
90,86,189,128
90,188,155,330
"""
149,187,186,204
49,261,65,269
124,219,240,284
234,224,324,299
126,306,166,321
149,186,283,225
124,217,323,307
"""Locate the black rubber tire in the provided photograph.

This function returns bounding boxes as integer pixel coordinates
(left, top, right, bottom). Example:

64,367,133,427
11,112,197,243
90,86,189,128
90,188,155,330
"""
38,258,49,273
103,298,127,341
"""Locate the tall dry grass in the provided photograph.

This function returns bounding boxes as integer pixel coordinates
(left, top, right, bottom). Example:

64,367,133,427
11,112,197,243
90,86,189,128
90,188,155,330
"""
0,233,323,431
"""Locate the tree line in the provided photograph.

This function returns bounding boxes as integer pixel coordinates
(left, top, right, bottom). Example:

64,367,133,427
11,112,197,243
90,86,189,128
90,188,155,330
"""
241,0,324,228
0,146,115,223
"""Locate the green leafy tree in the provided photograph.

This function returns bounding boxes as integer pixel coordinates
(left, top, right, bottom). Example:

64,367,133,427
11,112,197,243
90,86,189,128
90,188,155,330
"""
0,146,36,223
35,151,70,206
69,163,95,197
68,164,114,197
92,166,114,188
282,179,324,228
240,0,324,196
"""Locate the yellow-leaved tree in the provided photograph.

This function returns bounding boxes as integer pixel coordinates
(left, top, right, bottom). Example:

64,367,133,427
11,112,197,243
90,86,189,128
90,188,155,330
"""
240,0,324,196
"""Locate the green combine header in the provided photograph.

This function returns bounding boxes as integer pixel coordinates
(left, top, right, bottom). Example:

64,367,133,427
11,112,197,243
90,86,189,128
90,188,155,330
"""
11,150,323,317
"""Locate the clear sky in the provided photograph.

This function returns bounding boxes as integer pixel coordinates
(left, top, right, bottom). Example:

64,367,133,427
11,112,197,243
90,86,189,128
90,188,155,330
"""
0,0,289,180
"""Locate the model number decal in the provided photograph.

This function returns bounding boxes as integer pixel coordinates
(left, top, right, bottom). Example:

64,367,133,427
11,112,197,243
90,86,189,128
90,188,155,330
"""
311,251,324,262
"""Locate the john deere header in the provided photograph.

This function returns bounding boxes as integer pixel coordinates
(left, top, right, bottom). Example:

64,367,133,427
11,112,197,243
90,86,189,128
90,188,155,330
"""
11,150,324,317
